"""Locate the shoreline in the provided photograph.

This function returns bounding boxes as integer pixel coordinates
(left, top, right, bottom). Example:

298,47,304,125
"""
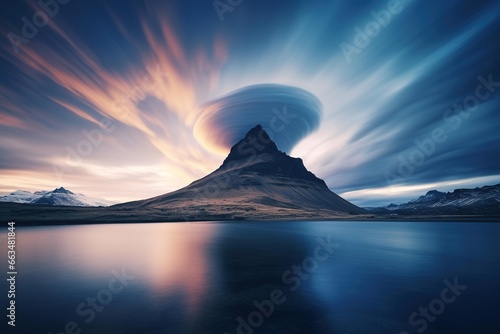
1,202,499,226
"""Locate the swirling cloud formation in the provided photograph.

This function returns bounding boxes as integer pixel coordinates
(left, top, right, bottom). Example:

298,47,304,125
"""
194,84,322,154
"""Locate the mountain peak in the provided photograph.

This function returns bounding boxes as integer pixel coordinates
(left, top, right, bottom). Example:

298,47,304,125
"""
216,125,331,189
425,190,443,196
52,187,73,194
223,124,280,164
244,124,264,138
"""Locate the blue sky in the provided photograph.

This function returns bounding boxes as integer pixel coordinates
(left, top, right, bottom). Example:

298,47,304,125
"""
0,0,499,206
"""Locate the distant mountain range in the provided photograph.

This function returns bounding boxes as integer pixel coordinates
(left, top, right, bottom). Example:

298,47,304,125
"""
0,187,114,207
115,125,366,216
366,184,500,215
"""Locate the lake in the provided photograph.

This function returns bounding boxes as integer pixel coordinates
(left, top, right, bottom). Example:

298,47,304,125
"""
1,221,499,333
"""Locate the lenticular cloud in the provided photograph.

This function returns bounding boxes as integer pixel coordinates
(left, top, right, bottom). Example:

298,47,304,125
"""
194,84,322,154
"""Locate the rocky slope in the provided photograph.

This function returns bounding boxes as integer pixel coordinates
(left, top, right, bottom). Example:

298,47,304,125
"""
116,125,365,215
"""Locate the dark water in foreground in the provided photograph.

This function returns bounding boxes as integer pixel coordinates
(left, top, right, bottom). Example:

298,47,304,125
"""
1,221,500,334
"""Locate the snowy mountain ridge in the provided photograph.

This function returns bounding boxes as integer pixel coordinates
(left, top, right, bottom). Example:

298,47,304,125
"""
386,184,500,210
0,187,115,207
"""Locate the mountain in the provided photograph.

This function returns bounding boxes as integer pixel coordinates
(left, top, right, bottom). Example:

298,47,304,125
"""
115,125,365,217
367,184,500,215
0,187,114,207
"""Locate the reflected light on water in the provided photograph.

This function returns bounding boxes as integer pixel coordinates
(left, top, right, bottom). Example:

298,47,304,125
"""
18,223,219,319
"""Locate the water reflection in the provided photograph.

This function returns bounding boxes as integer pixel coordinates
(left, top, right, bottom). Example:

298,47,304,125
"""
11,223,219,332
194,222,327,333
2,221,499,333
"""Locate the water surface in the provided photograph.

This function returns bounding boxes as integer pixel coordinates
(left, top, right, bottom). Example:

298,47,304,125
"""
1,221,499,333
